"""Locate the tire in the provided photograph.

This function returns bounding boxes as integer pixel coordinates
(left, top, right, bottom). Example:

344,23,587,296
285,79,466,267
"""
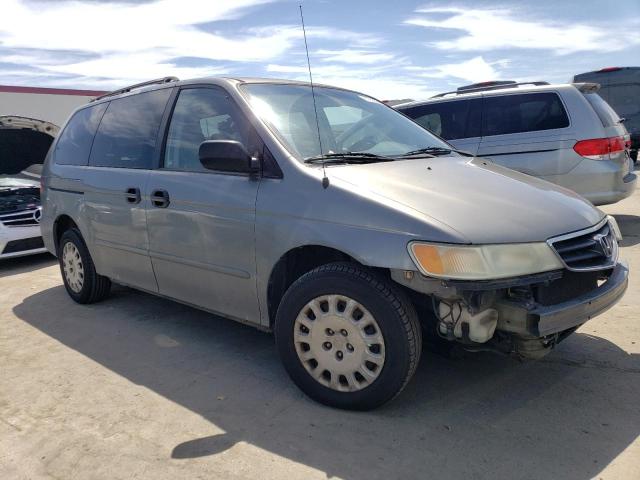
58,228,111,304
275,262,422,410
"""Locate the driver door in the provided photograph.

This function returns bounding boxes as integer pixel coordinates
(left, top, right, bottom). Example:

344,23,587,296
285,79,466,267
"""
146,86,262,323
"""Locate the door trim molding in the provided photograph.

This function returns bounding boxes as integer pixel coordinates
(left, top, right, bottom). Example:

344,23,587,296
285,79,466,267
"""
149,250,251,279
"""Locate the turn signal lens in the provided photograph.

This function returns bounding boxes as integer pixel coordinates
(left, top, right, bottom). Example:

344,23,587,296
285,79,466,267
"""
408,242,563,280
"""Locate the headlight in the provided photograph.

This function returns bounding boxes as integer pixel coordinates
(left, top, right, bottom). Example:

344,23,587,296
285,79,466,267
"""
408,241,564,280
607,215,622,241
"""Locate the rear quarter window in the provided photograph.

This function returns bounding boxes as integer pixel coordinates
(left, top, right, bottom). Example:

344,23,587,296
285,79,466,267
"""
583,93,620,128
54,103,107,165
482,92,569,136
401,99,481,140
89,88,172,169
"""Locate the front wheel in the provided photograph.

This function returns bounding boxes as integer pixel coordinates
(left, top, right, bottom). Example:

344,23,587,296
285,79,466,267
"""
275,263,422,410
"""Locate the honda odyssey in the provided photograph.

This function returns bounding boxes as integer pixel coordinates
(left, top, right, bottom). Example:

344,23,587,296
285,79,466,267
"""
41,77,628,410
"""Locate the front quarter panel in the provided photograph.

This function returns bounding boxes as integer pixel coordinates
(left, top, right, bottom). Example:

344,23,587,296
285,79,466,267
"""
253,166,466,327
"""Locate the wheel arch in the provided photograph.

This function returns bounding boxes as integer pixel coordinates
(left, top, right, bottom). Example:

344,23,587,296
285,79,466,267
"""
267,244,368,328
53,214,79,252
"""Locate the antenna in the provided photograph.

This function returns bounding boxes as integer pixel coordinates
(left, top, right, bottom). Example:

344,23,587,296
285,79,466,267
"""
299,4,329,189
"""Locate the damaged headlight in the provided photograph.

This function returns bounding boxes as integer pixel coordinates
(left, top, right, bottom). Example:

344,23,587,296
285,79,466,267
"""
408,241,563,280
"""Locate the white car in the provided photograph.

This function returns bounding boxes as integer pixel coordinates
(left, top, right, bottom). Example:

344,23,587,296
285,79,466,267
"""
0,115,58,259
0,172,46,258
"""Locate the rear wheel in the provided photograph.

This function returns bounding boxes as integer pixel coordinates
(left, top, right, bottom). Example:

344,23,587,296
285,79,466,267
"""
58,228,111,304
275,263,421,410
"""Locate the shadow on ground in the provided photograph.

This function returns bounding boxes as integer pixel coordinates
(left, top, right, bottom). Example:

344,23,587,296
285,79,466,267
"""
0,253,55,278
612,214,640,247
13,285,640,480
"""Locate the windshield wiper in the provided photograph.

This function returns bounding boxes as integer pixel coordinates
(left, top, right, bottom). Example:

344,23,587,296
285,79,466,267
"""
397,147,453,157
304,152,395,165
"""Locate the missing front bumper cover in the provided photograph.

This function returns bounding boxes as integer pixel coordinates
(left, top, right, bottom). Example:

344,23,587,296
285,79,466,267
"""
495,261,628,337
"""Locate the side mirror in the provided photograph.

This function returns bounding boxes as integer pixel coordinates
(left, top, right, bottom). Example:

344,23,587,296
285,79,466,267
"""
198,140,258,174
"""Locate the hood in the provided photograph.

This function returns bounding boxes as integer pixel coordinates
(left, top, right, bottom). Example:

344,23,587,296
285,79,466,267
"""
328,157,603,244
0,116,57,175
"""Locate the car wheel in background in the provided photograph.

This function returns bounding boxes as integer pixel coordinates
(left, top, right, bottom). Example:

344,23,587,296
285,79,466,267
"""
58,228,111,304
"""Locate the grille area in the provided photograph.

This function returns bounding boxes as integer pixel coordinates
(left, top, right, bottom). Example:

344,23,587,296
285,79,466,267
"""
549,221,617,271
0,207,41,227
534,270,607,306
2,236,44,254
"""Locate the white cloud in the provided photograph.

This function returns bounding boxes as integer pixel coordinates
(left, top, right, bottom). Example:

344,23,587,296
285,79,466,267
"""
0,0,392,88
405,7,639,54
0,0,278,55
315,49,395,64
266,64,436,100
409,56,508,83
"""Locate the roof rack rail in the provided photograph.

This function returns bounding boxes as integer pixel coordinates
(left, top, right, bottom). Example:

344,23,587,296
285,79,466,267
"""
431,81,550,98
91,76,179,102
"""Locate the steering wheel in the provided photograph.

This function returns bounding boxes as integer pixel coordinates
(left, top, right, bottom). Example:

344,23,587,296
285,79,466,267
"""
335,115,380,152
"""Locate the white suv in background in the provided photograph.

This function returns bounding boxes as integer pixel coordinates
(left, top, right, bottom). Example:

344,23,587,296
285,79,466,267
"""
396,81,636,206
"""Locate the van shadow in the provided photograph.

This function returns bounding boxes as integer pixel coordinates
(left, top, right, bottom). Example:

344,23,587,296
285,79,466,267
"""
0,252,55,278
13,285,640,480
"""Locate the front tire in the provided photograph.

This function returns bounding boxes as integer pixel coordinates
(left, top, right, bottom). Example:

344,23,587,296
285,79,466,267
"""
275,263,422,410
58,228,111,304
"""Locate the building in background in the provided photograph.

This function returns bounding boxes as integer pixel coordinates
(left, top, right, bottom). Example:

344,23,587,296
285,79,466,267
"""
0,85,106,129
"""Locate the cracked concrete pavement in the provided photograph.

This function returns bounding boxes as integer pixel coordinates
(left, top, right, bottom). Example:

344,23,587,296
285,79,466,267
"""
1,181,639,480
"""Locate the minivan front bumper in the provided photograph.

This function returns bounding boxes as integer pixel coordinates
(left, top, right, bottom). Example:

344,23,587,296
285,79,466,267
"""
495,261,628,337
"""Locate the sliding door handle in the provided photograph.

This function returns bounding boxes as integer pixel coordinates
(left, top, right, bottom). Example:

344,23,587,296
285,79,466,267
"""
151,189,170,208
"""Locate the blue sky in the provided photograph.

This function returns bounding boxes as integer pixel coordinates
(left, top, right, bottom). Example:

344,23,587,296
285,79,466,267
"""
0,0,639,100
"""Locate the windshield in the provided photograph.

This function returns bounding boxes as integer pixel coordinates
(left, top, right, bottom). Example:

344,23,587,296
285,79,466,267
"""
240,83,452,161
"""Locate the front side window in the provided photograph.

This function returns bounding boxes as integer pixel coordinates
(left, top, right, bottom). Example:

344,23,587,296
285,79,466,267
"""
240,83,451,161
55,103,107,165
482,92,569,137
402,99,481,140
164,88,251,172
89,88,171,169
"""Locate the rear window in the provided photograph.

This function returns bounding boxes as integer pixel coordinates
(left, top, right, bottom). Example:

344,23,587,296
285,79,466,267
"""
54,103,107,165
89,88,171,169
583,93,620,128
401,99,481,140
482,92,569,136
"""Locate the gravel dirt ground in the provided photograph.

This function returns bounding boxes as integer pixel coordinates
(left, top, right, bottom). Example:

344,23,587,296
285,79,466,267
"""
1,181,639,480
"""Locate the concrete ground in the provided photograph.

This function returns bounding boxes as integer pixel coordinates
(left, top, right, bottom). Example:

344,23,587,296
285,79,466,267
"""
1,188,639,480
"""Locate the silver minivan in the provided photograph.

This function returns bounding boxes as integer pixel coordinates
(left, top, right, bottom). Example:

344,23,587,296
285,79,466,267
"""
574,67,640,162
396,82,636,206
41,77,628,410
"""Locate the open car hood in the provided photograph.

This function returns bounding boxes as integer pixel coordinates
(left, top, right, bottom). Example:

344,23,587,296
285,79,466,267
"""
0,116,58,176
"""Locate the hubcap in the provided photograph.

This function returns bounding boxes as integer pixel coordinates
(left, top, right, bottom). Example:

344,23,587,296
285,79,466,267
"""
294,294,386,392
62,241,84,293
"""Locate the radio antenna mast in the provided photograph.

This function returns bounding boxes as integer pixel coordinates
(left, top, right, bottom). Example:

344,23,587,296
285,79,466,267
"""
299,4,329,188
